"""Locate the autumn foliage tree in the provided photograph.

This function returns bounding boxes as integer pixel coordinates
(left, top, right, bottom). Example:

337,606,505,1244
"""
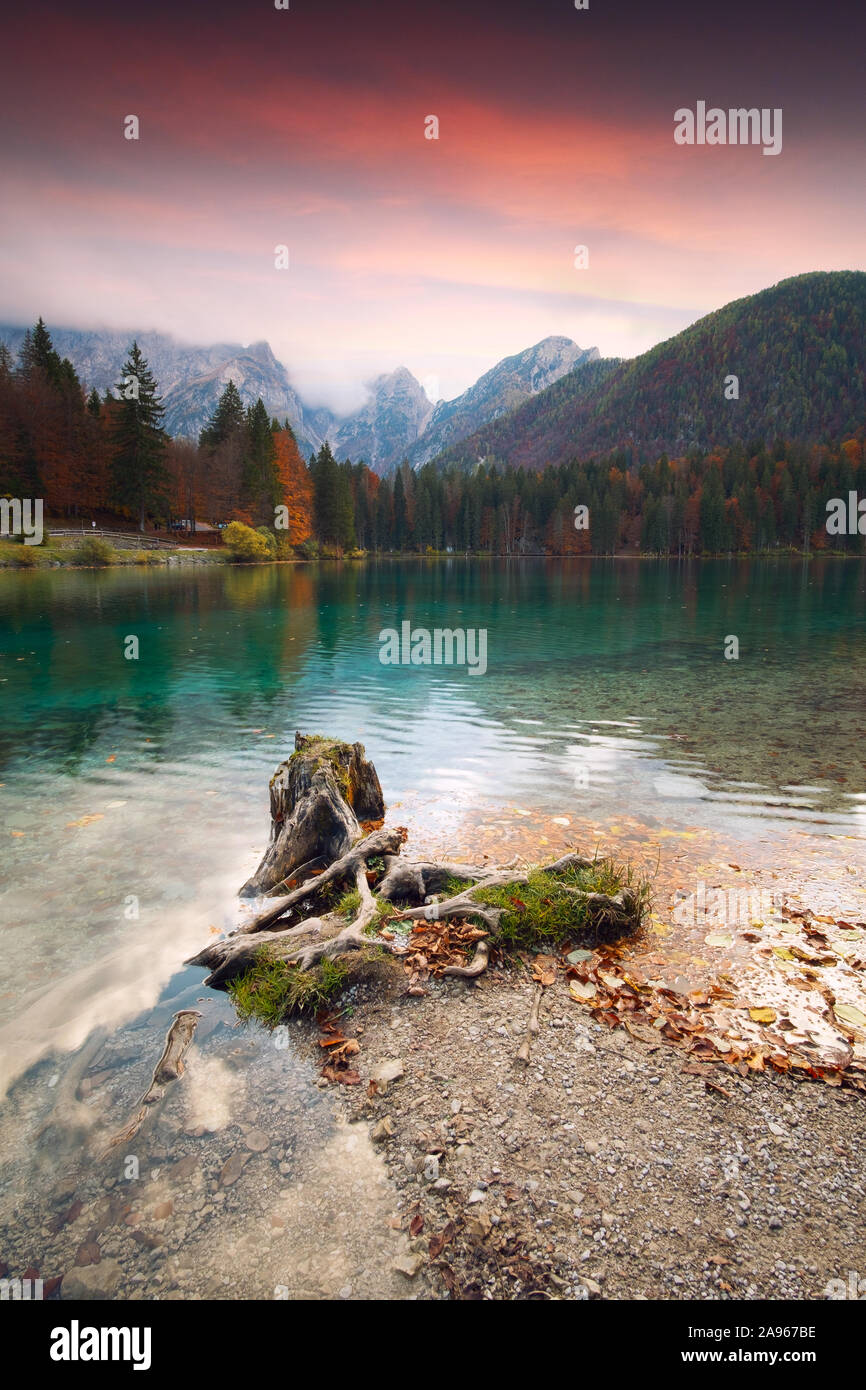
273,425,313,544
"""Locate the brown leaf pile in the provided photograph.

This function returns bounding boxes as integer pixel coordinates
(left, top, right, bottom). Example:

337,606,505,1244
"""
317,1015,362,1084
565,946,866,1091
401,920,489,995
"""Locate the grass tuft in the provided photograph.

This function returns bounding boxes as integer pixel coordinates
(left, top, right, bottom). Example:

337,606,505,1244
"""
227,949,348,1025
471,858,648,950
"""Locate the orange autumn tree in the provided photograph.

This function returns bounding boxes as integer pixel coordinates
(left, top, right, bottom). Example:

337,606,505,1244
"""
273,425,313,544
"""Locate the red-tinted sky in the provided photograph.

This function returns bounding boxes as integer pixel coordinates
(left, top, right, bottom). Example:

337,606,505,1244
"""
1,0,864,408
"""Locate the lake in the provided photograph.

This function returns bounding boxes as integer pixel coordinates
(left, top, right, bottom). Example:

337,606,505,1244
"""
1,556,865,1296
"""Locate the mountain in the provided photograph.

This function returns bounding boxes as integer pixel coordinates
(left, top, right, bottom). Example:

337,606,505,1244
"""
407,336,598,468
328,367,433,473
431,272,866,471
322,337,593,473
154,340,325,453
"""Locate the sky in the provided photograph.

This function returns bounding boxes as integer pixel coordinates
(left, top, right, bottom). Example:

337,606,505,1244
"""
1,0,864,412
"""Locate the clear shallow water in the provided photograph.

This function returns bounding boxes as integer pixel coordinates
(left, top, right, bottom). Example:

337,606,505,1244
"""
0,557,865,1294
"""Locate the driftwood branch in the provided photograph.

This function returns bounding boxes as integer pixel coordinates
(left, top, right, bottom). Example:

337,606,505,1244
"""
102,1010,201,1153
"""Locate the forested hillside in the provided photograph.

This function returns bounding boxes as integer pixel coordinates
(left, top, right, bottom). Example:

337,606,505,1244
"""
433,272,866,472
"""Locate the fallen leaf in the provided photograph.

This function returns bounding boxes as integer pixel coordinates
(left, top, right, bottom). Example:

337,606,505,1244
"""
834,1004,866,1029
749,1007,777,1024
705,1078,731,1099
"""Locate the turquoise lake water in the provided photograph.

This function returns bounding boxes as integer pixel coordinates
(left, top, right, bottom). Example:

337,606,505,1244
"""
0,556,865,1064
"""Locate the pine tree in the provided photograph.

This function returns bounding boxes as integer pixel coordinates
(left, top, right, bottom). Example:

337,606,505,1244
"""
17,318,63,385
110,341,168,531
31,318,62,383
200,379,245,448
242,397,279,519
393,468,408,549
312,442,340,542
16,329,34,376
699,465,729,552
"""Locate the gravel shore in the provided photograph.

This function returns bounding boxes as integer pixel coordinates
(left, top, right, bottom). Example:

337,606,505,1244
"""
325,963,866,1301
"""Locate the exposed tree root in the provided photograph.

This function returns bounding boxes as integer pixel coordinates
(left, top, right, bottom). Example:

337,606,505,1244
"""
186,918,330,989
516,984,544,1066
241,825,405,936
379,857,498,903
442,939,491,979
287,859,385,972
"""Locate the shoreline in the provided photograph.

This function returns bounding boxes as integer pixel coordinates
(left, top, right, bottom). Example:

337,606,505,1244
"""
2,542,864,570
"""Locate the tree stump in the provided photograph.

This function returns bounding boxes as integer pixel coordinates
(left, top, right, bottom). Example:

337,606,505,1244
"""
189,733,644,1015
239,732,384,897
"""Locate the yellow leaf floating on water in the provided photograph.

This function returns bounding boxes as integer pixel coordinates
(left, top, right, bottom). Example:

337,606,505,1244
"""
749,1007,777,1024
773,947,796,961
10,830,25,837
834,1004,866,1029
705,933,734,947
65,814,104,829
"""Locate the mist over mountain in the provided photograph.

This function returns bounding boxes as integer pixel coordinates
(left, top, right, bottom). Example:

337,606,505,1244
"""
0,324,594,473
327,367,433,473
